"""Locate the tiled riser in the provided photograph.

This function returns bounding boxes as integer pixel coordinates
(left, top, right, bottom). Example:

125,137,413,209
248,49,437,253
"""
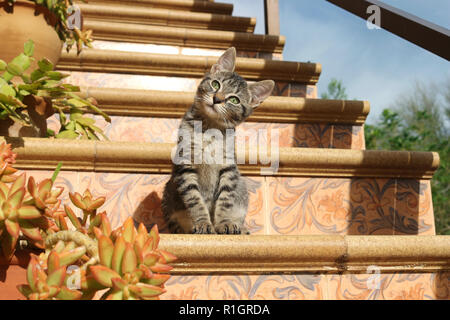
91,41,283,60
65,72,316,98
23,170,435,236
48,116,365,149
162,272,449,300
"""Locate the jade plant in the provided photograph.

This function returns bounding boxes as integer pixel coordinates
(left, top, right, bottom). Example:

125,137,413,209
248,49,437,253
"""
0,40,110,140
0,142,176,300
5,0,93,54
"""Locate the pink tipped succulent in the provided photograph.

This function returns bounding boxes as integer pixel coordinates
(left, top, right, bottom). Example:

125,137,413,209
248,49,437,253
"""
69,189,105,223
17,252,83,300
0,173,45,260
0,143,18,183
86,218,176,300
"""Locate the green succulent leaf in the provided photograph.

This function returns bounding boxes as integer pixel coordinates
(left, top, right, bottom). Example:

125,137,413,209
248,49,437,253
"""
122,244,137,275
111,236,126,275
46,267,66,287
56,287,82,300
0,60,6,71
98,236,114,269
59,246,86,267
56,129,79,140
37,59,53,72
19,220,43,242
0,78,16,97
89,265,121,288
18,205,42,219
24,40,35,57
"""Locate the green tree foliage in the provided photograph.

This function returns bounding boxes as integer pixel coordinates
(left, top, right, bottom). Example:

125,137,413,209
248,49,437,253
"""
365,81,450,235
321,78,348,100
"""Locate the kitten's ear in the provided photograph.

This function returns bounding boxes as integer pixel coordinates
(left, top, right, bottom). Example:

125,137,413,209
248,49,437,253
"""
249,80,275,108
210,47,236,74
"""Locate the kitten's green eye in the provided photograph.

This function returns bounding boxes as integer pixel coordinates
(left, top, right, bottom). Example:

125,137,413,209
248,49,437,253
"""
229,96,240,104
211,80,220,90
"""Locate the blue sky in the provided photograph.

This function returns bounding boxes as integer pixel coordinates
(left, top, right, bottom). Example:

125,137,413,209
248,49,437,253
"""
219,0,450,123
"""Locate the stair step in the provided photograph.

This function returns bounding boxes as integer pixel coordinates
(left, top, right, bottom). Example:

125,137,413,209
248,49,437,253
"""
5,137,438,179
159,234,450,274
79,87,369,124
4,136,438,236
77,0,234,15
82,21,284,54
79,3,255,33
57,49,320,84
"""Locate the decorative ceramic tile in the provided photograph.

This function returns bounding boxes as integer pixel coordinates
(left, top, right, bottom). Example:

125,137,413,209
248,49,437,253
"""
331,125,365,150
306,85,317,98
65,72,199,91
92,40,181,55
244,177,265,235
267,177,402,235
292,124,332,148
272,82,290,97
394,179,435,235
348,179,396,235
163,274,327,300
327,272,449,300
289,83,306,97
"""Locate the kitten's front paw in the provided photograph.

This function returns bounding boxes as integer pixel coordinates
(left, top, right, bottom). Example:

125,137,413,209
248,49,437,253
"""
215,222,248,235
192,221,216,234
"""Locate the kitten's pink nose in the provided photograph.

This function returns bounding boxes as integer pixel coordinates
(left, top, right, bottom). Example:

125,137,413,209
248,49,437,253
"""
214,92,226,104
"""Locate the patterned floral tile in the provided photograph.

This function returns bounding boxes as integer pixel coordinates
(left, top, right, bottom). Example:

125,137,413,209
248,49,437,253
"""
163,274,327,300
267,177,403,235
244,177,265,235
327,272,449,300
394,179,435,235
65,72,200,91
292,124,332,148
348,179,397,235
306,85,317,98
289,83,306,97
331,125,365,150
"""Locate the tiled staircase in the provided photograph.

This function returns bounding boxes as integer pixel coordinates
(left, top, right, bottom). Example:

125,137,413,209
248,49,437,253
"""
3,0,449,300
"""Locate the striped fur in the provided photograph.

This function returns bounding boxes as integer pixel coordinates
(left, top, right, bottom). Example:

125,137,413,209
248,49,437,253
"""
161,48,274,234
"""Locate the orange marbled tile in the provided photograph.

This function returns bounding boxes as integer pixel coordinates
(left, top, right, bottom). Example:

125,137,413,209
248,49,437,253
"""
394,179,435,235
163,274,327,300
327,272,449,300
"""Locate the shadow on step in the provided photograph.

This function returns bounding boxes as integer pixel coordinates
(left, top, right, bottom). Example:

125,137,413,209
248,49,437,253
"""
346,179,423,235
132,191,170,234
433,272,450,300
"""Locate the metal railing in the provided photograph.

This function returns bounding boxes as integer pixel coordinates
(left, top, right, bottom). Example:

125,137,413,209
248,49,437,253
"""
263,0,450,60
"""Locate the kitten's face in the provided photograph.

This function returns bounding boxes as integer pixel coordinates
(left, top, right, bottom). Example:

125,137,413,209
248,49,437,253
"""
195,71,252,129
193,47,275,130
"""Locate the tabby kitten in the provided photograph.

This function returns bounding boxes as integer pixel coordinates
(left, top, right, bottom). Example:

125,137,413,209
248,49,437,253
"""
161,47,274,234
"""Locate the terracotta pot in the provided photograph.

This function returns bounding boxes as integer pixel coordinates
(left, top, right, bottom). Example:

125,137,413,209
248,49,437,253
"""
0,95,55,138
0,249,40,300
0,0,63,69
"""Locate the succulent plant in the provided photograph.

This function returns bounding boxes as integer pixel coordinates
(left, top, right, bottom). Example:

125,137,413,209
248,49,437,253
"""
87,218,176,300
17,252,83,300
5,0,93,54
0,40,110,140
0,143,176,300
0,143,17,183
